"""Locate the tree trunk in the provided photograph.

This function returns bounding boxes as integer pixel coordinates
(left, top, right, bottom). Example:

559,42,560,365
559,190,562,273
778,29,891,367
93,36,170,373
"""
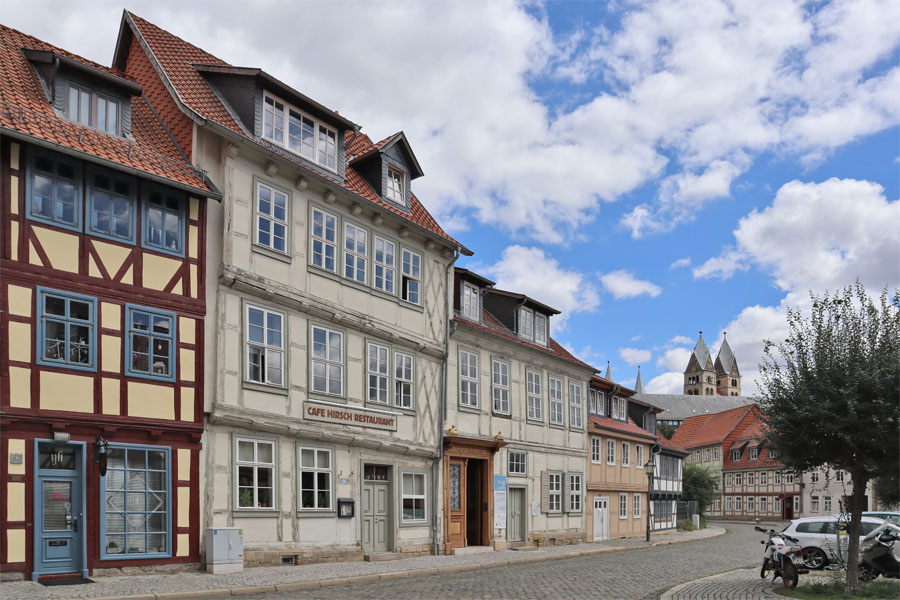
844,474,868,594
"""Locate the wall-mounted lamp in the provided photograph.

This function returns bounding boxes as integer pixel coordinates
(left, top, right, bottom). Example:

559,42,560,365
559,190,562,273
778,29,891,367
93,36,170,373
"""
96,437,109,477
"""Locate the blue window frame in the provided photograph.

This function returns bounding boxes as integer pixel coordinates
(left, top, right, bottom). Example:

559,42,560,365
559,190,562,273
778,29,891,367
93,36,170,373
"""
36,287,97,372
87,166,136,244
142,185,185,257
125,305,176,382
100,444,171,559
26,149,83,232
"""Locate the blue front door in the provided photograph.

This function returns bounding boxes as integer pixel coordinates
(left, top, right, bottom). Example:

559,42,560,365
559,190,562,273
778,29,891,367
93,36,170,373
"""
34,442,85,579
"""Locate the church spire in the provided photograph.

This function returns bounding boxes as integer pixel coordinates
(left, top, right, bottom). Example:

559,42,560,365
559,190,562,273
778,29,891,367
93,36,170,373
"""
692,330,712,369
605,360,612,381
634,366,645,394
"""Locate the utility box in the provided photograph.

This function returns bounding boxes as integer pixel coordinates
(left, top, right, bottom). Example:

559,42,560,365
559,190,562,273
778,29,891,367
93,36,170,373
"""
692,514,700,530
205,527,243,574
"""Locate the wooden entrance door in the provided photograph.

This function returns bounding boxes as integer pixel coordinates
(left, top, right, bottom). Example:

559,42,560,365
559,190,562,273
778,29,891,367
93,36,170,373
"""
593,496,610,541
508,487,525,542
446,458,466,548
362,465,391,554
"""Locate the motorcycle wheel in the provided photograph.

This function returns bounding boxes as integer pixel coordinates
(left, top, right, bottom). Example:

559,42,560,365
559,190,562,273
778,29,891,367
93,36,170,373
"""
782,561,799,589
760,558,771,579
858,565,877,582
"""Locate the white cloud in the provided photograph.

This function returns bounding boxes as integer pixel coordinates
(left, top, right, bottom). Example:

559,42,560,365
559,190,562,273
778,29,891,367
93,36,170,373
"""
619,347,652,366
481,245,600,330
693,248,749,280
599,270,662,299
656,347,692,372
669,335,693,345
670,257,692,269
646,372,684,394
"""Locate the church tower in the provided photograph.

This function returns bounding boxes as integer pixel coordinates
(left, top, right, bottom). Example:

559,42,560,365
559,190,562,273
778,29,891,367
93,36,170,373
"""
683,332,716,395
715,333,741,396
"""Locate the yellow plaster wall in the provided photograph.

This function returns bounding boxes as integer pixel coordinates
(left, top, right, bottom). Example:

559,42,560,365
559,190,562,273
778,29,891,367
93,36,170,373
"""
29,239,40,266
179,349,195,382
93,241,131,279
102,335,121,373
8,439,26,475
142,254,181,291
178,449,190,481
120,263,133,286
89,254,103,279
190,264,198,298
102,378,120,415
101,303,121,330
10,176,18,214
179,317,195,344
40,371,94,412
176,533,189,557
8,366,31,408
10,141,20,170
8,482,25,521
189,197,199,220
11,221,18,261
33,227,79,273
178,487,190,528
127,382,175,420
7,529,25,563
180,387,194,421
188,225,198,259
6,286,31,317
8,321,31,362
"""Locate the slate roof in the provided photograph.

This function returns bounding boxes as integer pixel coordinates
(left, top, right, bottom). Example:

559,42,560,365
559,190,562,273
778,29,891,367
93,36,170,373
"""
634,393,755,422
589,415,658,441
634,367,645,394
0,24,214,195
670,405,756,449
690,333,712,370
121,11,465,252
715,334,739,374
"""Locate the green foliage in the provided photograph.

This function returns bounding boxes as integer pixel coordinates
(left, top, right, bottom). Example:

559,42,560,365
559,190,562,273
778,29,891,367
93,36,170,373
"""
656,423,677,440
676,519,694,531
682,463,718,514
873,471,900,509
776,578,900,599
699,514,707,529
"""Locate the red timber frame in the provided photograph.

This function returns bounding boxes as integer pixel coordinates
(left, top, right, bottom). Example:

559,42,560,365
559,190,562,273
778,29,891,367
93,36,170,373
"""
0,135,207,579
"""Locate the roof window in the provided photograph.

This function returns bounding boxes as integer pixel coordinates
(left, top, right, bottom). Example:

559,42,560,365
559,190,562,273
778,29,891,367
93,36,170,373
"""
263,92,338,173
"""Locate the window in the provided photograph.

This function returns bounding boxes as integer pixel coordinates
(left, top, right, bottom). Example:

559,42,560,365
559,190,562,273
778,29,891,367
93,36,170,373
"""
311,207,337,272
518,307,533,340
28,150,81,230
715,498,721,512
694,450,701,463
395,352,414,410
126,305,175,381
747,496,755,512
549,377,564,425
461,283,479,321
793,496,800,511
568,474,582,512
263,95,285,144
367,342,390,404
236,439,275,510
735,473,742,486
769,449,777,459
37,288,96,371
732,449,741,461
612,396,627,421
67,84,91,126
636,445,644,468
606,439,616,465
591,437,602,463
245,305,284,387
785,473,794,484
287,109,314,159
569,381,583,428
508,451,526,476
824,496,832,512
459,350,479,408
343,222,367,283
619,493,628,519
373,236,396,293
835,470,844,482
725,473,732,487
401,249,421,304
66,85,119,135
747,472,755,486
534,314,547,346
589,389,604,416
492,359,510,414
527,370,543,421
713,447,720,460
774,497,782,513
87,168,135,242
622,442,631,467
759,472,767,485
263,93,339,172
299,447,332,511
318,124,337,171
774,471,782,485
255,182,288,254
735,496,742,511
549,473,562,512
760,497,767,513
811,496,819,512
811,471,819,484
143,186,185,256
705,448,711,461
633,493,641,518
726,496,732,512
401,473,426,522
311,325,343,395
386,167,405,204
101,445,169,558
750,448,758,460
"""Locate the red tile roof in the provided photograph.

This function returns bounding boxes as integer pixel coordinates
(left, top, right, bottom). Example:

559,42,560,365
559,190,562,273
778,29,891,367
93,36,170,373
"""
124,12,463,250
721,413,784,470
657,435,688,454
0,24,212,194
671,405,756,449
589,415,658,441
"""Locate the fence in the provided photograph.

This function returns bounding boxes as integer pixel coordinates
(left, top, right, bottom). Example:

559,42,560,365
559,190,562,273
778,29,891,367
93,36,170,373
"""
676,500,700,520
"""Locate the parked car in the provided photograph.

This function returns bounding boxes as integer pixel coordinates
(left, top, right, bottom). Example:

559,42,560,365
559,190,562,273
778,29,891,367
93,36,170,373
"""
781,516,885,569
859,512,900,525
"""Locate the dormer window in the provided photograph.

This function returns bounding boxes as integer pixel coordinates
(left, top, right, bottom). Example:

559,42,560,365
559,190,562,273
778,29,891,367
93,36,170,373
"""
534,313,547,346
461,283,479,321
589,389,605,416
66,84,119,135
518,307,533,340
386,166,405,205
263,92,338,173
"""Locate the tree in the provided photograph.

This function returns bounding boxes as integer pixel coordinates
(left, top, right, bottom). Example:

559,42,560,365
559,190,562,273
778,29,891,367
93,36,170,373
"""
758,283,900,594
874,471,900,509
682,463,718,514
657,423,676,440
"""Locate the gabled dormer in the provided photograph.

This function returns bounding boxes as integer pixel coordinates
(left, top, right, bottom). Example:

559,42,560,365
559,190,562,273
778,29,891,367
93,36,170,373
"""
481,289,558,347
349,131,424,212
24,49,142,139
453,268,494,322
191,64,357,181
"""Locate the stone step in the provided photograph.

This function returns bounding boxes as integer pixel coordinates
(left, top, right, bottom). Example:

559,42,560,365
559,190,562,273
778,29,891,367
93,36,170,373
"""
452,546,494,555
364,552,404,562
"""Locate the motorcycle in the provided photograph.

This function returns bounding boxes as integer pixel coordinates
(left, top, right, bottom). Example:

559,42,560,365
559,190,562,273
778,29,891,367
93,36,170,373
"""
755,525,809,588
858,521,900,581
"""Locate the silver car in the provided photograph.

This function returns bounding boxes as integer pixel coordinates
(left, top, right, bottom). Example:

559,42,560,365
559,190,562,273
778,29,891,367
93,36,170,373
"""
780,516,885,569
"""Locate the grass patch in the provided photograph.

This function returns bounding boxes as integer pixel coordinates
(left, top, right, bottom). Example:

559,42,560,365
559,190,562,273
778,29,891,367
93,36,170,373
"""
775,578,900,599
676,519,694,531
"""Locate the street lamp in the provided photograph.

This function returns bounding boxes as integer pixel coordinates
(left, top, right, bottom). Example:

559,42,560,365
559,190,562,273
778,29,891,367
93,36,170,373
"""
644,459,655,542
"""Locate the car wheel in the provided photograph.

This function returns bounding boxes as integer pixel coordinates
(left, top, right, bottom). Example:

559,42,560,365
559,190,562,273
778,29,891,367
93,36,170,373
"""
803,547,828,569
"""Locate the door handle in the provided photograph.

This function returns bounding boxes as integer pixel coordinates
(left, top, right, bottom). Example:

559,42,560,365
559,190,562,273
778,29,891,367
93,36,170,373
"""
72,516,78,533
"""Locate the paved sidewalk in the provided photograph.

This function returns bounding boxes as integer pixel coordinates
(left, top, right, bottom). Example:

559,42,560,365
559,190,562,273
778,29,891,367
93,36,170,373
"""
661,566,835,599
1,527,723,600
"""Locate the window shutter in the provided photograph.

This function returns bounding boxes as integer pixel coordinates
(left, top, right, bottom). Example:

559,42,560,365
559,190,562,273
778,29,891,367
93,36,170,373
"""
564,472,571,513
541,471,550,513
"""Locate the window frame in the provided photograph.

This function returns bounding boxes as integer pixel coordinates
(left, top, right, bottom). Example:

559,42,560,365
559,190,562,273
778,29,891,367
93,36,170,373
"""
310,324,345,398
343,220,368,284
386,166,406,206
244,303,286,389
508,450,527,477
400,470,428,525
534,313,547,346
394,350,415,411
234,437,278,514
749,447,758,460
253,178,291,258
65,83,120,136
262,91,340,174
26,148,83,233
298,446,333,513
400,248,422,305
518,306,534,341
141,184,186,258
548,472,562,513
548,376,565,426
459,349,479,409
735,472,742,486
568,473,582,513
491,358,511,415
760,496,767,513
86,165,137,244
568,380,583,429
619,493,628,519
526,369,543,422
591,436,602,464
36,287,97,372
366,341,391,405
622,442,631,467
636,445,644,468
125,304,177,382
373,235,397,295
606,439,616,466
309,205,339,274
633,493,641,518
713,447,720,460
461,283,480,321
589,389,605,417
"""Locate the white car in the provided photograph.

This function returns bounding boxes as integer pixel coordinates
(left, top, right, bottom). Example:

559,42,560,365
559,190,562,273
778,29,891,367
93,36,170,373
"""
780,516,885,569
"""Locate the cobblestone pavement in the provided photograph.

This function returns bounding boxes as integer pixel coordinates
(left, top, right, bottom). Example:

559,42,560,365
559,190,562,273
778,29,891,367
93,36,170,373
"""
662,568,781,599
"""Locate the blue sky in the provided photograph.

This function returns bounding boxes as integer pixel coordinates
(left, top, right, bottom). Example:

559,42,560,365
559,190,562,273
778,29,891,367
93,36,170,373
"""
7,0,899,394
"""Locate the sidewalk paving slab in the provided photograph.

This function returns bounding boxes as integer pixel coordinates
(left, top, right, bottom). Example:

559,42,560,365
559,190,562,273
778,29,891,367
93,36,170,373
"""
0,527,724,600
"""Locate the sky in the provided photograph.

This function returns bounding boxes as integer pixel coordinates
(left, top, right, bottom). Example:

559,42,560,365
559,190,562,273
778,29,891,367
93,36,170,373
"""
5,0,898,395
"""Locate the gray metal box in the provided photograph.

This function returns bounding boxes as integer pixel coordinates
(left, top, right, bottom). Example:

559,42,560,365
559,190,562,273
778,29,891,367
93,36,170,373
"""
205,527,243,574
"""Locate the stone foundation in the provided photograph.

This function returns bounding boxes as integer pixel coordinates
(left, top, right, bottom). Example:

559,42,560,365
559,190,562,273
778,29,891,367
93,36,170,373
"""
242,547,365,568
528,530,587,547
92,562,202,578
0,571,24,582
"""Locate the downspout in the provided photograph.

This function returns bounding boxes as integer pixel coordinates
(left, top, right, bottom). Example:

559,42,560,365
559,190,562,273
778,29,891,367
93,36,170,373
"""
434,246,460,557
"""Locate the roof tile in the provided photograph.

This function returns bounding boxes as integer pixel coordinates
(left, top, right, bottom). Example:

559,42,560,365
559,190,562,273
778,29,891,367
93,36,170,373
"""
589,415,658,441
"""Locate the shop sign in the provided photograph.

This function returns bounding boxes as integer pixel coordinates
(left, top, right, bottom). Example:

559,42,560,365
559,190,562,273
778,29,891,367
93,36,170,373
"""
303,399,399,431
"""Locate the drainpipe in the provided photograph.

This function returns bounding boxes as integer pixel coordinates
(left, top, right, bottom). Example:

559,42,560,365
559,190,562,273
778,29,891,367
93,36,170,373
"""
433,246,460,557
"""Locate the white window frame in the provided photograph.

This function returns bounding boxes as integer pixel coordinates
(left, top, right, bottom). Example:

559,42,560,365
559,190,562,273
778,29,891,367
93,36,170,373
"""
298,446,332,511
235,438,276,511
732,450,740,461
548,472,562,513
636,445,644,468
401,472,427,523
367,342,390,405
373,235,396,294
633,493,641,518
386,166,405,205
715,497,721,512
394,351,414,410
245,304,285,387
508,450,526,476
735,496,743,511
747,496,755,512
785,473,794,484
310,206,338,273
824,496,832,512
461,283,479,321
622,442,631,467
343,222,368,283
749,448,758,460
549,377,564,425
713,447,720,460
760,472,767,485
793,496,800,512
400,248,421,305
262,91,339,173
534,313,547,346
735,472,742,486
704,448,711,461
725,473,732,487
459,349,479,408
569,381,583,428
747,472,755,485
760,497,767,513
568,473,582,512
619,493,628,519
726,496,733,512
492,359,510,415
518,306,534,341
589,389,604,416
526,369,543,421
811,496,819,512
591,436,602,464
835,470,844,482
254,181,289,254
810,471,819,484
606,439,616,465
311,325,343,396
774,471,782,485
